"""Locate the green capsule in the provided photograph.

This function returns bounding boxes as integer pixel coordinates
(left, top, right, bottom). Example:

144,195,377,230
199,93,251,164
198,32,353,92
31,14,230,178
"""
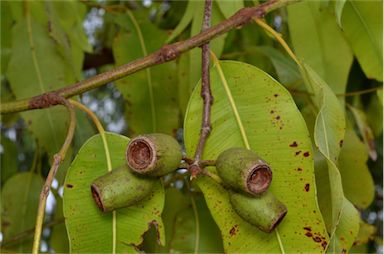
91,166,156,212
126,133,182,177
230,191,287,233
216,147,272,196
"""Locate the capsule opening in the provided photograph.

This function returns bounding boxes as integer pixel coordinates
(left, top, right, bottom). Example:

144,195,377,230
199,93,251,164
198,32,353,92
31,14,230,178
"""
127,138,154,171
91,184,105,212
247,165,272,195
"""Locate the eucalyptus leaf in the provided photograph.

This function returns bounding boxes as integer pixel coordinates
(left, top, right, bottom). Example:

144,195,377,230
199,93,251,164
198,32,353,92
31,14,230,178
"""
184,61,328,253
216,0,244,19
288,1,353,94
327,198,360,253
341,0,383,81
1,172,43,252
1,1,13,76
112,12,179,136
63,132,165,253
335,0,347,27
299,63,360,252
165,0,227,114
339,125,374,209
7,13,76,158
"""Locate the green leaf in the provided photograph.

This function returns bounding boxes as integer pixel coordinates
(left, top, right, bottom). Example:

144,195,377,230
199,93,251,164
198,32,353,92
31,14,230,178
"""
288,1,353,94
216,0,244,19
339,125,374,209
166,0,195,43
184,61,328,253
341,0,383,81
335,0,347,26
63,132,165,253
167,1,227,114
300,64,345,226
112,12,179,135
0,135,18,184
366,92,383,137
50,195,69,253
169,194,224,252
7,14,76,157
1,172,43,252
327,198,360,253
1,1,13,76
348,105,377,161
299,64,360,252
255,46,301,86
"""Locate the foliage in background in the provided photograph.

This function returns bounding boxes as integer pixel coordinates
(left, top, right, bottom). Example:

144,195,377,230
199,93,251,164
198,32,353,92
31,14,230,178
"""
0,0,382,253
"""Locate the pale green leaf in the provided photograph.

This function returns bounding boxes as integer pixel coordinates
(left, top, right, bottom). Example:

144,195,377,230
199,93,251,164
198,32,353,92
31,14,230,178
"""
216,0,244,19
335,0,347,26
299,64,360,252
1,172,43,252
63,133,165,253
112,12,179,135
327,199,360,253
341,0,383,81
339,125,374,209
288,1,353,94
166,0,195,43
184,61,328,253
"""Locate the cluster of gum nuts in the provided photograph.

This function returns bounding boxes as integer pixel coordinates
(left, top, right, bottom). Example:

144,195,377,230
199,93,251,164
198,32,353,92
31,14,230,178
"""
91,133,287,233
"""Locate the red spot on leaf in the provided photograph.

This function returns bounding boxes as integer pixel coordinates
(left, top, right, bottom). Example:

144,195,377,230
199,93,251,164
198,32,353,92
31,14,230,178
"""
304,184,310,192
289,141,298,147
295,151,302,156
229,225,239,236
303,152,310,157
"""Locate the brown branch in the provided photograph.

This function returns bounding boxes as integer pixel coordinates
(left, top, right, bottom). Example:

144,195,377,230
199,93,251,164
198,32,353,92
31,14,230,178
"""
0,0,299,114
189,0,213,178
31,97,76,254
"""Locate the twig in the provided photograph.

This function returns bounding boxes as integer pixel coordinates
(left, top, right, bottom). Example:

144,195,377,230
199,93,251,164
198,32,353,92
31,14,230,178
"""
1,218,65,248
338,86,383,97
32,97,76,254
0,0,300,114
190,0,213,178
